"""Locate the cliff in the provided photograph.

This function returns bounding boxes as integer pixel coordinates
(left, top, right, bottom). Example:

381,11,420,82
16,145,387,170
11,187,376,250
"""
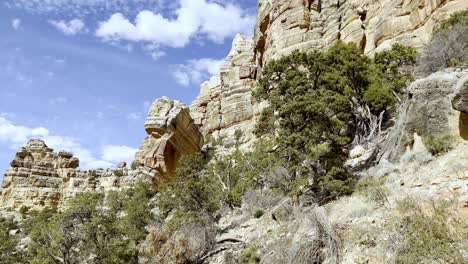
1,0,467,212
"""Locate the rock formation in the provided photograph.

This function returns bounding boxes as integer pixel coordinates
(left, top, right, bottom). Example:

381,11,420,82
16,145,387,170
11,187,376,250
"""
254,0,468,70
189,0,467,151
379,68,468,161
0,97,203,211
452,74,468,113
190,34,265,150
135,97,204,183
0,139,134,211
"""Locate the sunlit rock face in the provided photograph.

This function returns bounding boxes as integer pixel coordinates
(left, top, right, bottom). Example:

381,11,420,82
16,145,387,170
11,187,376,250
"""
190,34,266,151
134,97,204,183
0,139,135,211
254,0,468,70
189,0,467,152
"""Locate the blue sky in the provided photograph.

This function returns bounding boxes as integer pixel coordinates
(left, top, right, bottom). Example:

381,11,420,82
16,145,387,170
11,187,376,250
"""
0,0,257,176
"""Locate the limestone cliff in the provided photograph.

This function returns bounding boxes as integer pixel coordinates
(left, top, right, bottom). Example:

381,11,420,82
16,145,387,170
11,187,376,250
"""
190,34,265,150
0,139,135,211
254,0,468,69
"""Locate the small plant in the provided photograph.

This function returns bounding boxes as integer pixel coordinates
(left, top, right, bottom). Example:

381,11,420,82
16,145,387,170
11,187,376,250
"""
241,245,260,264
355,176,389,207
394,197,468,264
253,210,265,219
423,134,457,155
234,129,243,141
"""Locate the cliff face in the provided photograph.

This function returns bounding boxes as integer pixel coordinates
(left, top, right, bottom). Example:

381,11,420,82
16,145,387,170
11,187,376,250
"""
190,0,468,147
0,139,135,211
254,0,468,69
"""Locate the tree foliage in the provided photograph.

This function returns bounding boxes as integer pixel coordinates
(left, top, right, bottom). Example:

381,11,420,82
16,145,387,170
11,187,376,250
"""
254,41,416,202
25,182,155,264
0,217,23,264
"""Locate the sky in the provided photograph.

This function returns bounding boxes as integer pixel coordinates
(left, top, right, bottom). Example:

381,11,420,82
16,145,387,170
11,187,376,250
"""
0,0,257,177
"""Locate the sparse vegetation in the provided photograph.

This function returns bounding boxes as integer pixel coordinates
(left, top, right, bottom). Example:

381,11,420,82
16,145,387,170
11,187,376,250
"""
0,217,23,264
394,198,468,264
23,182,155,264
355,176,389,207
417,9,468,76
423,134,457,156
241,245,261,264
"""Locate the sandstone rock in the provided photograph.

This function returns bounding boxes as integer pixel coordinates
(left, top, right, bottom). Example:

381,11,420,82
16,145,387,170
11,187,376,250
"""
254,0,468,71
0,139,139,211
135,97,204,183
190,34,263,151
452,74,468,113
379,69,468,161
118,162,127,168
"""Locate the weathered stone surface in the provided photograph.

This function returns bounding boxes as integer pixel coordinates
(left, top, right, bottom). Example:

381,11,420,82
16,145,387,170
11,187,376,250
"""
254,0,468,70
0,139,138,211
379,68,468,161
190,34,264,151
452,74,468,113
135,97,204,182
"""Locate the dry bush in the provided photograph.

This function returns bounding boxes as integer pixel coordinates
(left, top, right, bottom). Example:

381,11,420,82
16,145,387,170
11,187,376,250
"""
417,23,468,76
389,197,468,264
140,217,217,264
288,207,342,264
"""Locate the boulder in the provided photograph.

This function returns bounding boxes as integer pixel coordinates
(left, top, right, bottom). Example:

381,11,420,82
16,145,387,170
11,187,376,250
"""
452,74,468,113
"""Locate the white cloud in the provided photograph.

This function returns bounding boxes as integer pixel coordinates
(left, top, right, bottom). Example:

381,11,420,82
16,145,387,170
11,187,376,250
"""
126,113,142,120
12,19,21,30
172,58,224,86
0,117,136,169
101,145,138,164
0,117,49,145
96,0,255,48
49,19,86,35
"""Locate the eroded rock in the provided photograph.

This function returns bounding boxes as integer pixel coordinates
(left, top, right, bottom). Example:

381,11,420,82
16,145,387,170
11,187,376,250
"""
135,97,204,183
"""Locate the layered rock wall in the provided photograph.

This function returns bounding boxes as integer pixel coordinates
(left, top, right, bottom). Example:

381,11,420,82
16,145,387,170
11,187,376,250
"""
0,139,136,211
190,0,468,150
254,0,468,70
190,34,265,149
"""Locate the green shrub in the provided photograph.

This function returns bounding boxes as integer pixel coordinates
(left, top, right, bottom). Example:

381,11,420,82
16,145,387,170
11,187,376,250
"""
0,218,23,264
208,139,280,208
423,134,457,155
241,245,260,264
253,210,265,219
438,9,468,31
158,154,219,222
25,182,155,264
355,176,389,207
394,198,468,264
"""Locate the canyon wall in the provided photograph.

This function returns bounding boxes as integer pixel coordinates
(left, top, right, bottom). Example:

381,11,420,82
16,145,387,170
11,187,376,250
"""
191,0,468,146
